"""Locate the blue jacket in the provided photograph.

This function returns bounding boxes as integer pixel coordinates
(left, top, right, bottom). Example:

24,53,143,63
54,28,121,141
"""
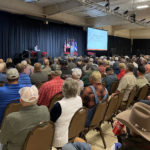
0,83,31,124
18,73,31,86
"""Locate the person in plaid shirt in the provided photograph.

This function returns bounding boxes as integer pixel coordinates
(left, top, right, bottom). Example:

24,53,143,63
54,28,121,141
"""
38,66,64,107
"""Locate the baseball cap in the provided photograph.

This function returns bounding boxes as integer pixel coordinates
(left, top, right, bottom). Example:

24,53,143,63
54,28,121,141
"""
6,68,19,79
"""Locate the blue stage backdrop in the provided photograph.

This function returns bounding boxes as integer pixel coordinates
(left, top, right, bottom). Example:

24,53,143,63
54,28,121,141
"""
0,11,86,60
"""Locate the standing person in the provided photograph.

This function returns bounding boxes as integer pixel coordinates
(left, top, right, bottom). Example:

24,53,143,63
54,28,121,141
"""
0,86,50,150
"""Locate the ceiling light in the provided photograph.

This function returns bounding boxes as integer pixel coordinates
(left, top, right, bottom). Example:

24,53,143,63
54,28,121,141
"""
140,18,146,22
123,10,128,15
136,5,149,9
114,7,120,11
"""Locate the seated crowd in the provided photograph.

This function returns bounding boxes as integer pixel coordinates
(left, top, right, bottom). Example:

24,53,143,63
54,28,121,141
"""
0,54,150,150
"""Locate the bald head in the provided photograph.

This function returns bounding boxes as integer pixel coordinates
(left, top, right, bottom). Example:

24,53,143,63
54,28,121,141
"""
0,59,4,63
34,63,42,72
44,59,49,66
0,62,6,72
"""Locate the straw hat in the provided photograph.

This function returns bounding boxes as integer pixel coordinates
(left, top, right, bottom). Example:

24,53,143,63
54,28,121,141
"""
116,102,150,142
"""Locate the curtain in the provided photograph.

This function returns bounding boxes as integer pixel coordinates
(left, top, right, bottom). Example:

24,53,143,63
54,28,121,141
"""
0,11,86,60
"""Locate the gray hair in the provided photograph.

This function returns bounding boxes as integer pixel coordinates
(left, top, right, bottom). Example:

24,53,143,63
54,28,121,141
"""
62,78,79,98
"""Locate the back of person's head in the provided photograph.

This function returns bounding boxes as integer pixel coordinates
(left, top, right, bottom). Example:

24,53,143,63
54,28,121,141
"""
6,68,19,83
21,60,27,68
16,63,25,73
6,58,12,63
90,71,101,84
0,62,6,73
138,66,145,75
119,63,126,69
19,85,38,106
62,78,79,98
98,59,103,65
89,58,94,64
72,68,82,79
44,59,49,66
26,58,31,65
126,63,134,72
90,64,98,71
145,64,150,73
34,63,42,72
54,58,58,64
50,65,62,76
0,59,4,63
83,58,89,64
106,67,113,75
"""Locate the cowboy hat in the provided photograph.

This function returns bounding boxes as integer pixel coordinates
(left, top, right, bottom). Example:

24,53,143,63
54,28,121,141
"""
116,102,150,142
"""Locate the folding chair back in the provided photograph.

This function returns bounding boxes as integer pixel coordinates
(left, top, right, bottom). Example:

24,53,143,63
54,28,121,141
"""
126,86,137,108
137,84,149,101
115,90,124,113
110,80,119,94
104,94,119,121
24,121,55,150
69,107,88,142
48,92,64,110
89,101,107,129
1,100,21,128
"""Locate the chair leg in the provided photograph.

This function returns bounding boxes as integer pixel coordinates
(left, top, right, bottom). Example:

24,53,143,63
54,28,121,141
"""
99,126,106,149
79,131,87,142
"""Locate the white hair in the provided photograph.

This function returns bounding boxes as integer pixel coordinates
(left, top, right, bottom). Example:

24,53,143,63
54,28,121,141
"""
62,78,79,98
72,68,82,79
21,60,27,67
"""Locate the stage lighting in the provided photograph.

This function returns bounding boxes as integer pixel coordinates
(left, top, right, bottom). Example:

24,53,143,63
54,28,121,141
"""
130,13,136,22
140,18,146,22
114,7,120,11
123,10,128,15
105,2,110,10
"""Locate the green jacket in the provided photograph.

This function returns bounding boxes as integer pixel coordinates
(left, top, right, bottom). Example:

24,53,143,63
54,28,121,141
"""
0,105,50,150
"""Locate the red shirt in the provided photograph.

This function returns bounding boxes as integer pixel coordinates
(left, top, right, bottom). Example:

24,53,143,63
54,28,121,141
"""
117,69,125,80
38,76,64,107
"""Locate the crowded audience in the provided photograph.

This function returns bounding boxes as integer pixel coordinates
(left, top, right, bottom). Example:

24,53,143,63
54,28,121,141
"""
0,54,150,150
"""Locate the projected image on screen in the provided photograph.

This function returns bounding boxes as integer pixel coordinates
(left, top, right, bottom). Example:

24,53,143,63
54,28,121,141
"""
87,27,108,51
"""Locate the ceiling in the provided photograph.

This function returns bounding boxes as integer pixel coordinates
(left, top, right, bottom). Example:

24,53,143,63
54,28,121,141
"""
0,0,150,31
